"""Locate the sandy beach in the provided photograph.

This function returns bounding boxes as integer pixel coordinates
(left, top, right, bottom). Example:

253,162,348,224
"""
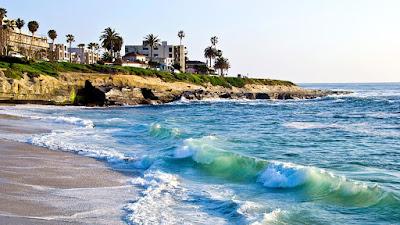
0,114,135,225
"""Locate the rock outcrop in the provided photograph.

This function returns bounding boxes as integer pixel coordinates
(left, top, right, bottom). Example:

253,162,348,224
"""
74,80,106,106
0,71,351,106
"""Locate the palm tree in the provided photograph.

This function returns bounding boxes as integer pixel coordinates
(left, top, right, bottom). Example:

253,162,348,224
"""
78,43,85,63
214,57,230,76
178,30,185,45
112,36,123,59
211,36,218,47
27,21,39,59
204,46,217,68
15,18,24,53
2,19,16,55
87,42,96,51
144,34,160,62
47,29,57,61
66,34,75,63
100,27,121,61
0,8,6,22
0,8,7,55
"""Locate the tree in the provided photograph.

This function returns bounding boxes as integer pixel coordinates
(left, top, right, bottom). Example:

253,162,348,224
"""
143,34,160,63
101,52,112,62
211,36,218,47
2,19,15,55
204,46,217,68
100,27,122,61
0,8,6,21
214,57,230,76
112,36,123,59
47,29,57,62
27,21,39,59
15,18,24,53
88,42,96,51
0,8,7,55
66,34,75,63
178,30,185,45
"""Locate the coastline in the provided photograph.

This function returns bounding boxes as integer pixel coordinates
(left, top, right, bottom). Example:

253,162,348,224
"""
0,116,135,225
0,71,351,106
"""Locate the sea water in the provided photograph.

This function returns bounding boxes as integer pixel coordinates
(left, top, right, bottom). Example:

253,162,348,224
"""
0,83,399,225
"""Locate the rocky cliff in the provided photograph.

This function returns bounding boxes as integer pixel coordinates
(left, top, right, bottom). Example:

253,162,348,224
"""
0,71,348,106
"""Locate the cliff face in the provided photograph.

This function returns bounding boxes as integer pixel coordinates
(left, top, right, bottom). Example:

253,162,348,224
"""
0,72,347,105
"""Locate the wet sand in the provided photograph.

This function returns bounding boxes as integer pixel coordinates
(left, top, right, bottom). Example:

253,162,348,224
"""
0,115,136,224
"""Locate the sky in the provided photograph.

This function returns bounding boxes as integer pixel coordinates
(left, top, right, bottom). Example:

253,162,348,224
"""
1,0,400,83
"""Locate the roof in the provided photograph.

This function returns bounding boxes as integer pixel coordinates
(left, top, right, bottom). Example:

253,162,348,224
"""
186,60,206,65
123,52,146,58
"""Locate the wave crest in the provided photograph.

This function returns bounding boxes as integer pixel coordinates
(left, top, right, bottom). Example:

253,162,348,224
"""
175,136,400,207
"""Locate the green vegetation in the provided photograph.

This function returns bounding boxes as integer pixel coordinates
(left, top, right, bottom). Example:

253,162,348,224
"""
0,58,295,87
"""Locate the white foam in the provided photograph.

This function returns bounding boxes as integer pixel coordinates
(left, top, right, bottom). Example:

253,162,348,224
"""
251,209,286,225
125,171,188,225
284,122,336,130
257,162,309,188
103,118,129,125
174,135,219,161
0,106,94,128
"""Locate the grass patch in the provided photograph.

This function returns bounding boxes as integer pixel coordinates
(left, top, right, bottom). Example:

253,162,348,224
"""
4,68,23,79
0,58,296,87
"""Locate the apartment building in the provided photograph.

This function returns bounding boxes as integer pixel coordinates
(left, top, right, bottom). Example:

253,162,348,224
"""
125,41,186,72
69,47,100,64
49,43,70,62
1,28,49,58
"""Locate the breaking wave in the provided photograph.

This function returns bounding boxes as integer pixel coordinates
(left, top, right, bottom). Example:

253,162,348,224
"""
174,136,400,207
149,123,181,139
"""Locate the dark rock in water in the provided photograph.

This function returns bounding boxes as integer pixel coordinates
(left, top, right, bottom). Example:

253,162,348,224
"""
75,80,106,106
244,93,255,99
255,93,270,99
277,93,293,100
141,88,159,100
219,93,231,98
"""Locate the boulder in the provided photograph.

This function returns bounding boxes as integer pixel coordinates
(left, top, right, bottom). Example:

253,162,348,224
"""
74,80,106,106
141,88,159,100
255,93,270,99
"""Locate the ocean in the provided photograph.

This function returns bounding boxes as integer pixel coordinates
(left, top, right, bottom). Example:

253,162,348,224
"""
0,83,399,225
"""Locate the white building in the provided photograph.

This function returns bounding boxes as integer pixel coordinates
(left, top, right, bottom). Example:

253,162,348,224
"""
49,43,70,62
125,41,186,72
69,47,100,64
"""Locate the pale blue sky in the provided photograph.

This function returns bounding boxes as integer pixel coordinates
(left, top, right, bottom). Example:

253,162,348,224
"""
2,0,400,83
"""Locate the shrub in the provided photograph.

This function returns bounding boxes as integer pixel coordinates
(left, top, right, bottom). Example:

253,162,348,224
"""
4,68,23,79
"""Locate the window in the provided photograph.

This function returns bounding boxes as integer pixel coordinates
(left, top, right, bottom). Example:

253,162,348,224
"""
169,54,173,58
154,54,159,57
143,47,149,50
169,47,173,52
154,47,158,50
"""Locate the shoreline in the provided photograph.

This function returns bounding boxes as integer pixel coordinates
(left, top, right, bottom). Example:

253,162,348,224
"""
0,71,352,106
0,116,136,225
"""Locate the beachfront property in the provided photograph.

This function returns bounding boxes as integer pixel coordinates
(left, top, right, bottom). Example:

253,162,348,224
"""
186,60,209,74
49,43,70,62
0,19,100,64
1,28,49,58
68,47,100,64
121,52,149,69
125,41,186,72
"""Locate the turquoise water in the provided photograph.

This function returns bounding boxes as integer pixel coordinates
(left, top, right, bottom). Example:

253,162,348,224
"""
1,83,399,224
